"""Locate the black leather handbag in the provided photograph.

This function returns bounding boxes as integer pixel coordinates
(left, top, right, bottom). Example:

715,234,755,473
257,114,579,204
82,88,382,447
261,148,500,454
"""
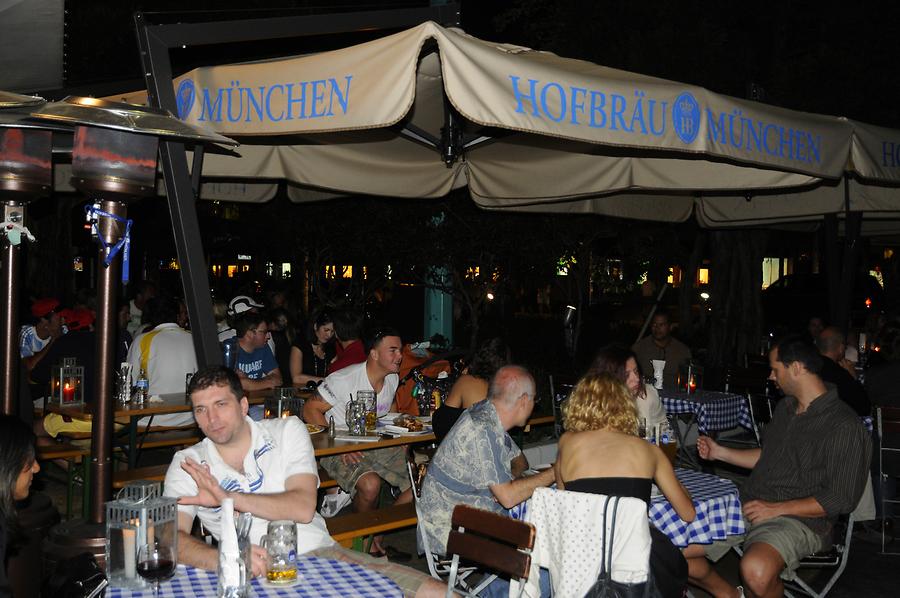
42,552,108,598
583,496,659,598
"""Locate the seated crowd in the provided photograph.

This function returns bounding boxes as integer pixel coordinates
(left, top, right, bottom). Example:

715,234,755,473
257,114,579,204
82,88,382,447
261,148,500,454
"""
12,281,887,597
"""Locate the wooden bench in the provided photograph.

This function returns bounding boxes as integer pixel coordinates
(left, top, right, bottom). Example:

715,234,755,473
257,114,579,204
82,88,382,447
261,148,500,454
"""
325,502,418,548
112,464,338,489
37,442,90,519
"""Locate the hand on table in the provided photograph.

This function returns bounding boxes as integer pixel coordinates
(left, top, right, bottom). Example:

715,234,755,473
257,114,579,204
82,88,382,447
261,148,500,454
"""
743,499,782,524
340,451,365,465
250,545,268,578
696,436,721,461
178,457,228,508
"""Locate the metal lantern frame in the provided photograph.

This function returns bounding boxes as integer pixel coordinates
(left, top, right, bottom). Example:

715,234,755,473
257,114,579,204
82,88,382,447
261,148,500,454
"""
264,387,305,419
105,481,178,590
48,357,85,407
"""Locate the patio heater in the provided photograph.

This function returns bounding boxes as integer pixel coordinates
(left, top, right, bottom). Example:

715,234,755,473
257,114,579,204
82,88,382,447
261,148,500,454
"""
0,91,50,417
30,96,235,565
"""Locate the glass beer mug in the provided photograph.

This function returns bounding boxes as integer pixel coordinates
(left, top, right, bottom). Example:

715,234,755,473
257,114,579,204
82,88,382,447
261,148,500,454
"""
345,398,366,436
259,520,297,584
357,390,377,433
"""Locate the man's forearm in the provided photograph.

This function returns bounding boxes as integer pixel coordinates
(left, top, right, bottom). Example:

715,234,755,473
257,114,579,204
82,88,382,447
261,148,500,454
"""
177,530,218,571
774,497,827,519
715,446,761,470
230,489,317,524
491,468,554,509
241,376,277,391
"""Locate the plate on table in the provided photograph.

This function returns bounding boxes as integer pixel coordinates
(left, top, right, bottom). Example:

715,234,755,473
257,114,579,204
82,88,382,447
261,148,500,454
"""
305,424,326,435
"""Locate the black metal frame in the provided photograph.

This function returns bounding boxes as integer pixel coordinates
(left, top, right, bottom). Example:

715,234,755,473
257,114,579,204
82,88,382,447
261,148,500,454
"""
134,3,461,366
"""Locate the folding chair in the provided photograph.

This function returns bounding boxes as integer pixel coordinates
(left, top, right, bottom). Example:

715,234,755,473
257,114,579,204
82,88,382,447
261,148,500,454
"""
444,505,535,598
548,375,574,439
877,406,900,554
745,393,776,446
734,512,856,598
408,459,482,592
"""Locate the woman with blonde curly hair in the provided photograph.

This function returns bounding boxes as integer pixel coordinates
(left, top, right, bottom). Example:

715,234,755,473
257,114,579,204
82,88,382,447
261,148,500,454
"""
556,372,695,598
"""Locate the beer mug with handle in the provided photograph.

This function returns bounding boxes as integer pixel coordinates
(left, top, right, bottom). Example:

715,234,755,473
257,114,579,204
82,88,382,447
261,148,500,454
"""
259,520,297,584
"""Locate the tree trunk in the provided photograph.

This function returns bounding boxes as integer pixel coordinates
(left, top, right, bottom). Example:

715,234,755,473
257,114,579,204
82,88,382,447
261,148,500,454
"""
706,230,767,368
679,231,706,341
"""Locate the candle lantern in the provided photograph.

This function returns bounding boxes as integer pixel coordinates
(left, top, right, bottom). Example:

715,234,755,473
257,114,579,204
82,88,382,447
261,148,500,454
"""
105,481,177,590
678,361,703,394
264,386,305,419
49,357,85,407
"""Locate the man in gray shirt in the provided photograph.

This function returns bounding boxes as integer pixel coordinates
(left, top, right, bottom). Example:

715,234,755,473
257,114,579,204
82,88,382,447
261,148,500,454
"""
685,335,870,598
632,312,691,390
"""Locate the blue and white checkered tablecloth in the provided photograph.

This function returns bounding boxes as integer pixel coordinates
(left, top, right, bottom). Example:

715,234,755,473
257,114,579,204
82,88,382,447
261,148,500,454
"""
659,390,752,434
650,468,745,548
106,556,402,597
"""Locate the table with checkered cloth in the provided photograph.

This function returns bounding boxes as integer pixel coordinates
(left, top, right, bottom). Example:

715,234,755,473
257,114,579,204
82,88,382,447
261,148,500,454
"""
106,555,402,597
659,390,752,435
650,468,745,548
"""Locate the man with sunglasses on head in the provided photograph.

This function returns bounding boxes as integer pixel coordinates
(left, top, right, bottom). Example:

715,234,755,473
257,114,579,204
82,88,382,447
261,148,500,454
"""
234,312,282,393
304,325,413,560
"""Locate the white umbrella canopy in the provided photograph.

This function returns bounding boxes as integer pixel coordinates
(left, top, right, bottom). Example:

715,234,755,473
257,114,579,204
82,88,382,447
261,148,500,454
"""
106,21,900,224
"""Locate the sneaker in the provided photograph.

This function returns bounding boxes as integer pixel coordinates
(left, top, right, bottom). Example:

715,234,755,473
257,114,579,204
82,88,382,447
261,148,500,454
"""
320,490,352,518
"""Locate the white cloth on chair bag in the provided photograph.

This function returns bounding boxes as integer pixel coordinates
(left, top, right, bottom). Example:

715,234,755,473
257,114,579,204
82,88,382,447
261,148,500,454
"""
513,486,651,598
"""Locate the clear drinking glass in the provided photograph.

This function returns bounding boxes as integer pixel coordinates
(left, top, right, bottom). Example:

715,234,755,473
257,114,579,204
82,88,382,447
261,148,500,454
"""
136,540,176,598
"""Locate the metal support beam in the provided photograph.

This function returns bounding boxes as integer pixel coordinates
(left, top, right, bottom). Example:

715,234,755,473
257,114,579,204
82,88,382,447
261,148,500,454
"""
134,4,461,368
89,199,125,523
0,201,24,415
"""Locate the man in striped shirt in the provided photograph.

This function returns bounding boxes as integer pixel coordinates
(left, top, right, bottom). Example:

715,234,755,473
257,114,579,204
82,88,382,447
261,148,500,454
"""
685,335,871,598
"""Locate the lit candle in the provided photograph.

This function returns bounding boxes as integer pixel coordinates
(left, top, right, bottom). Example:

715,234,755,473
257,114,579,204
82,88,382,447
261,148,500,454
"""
62,382,75,403
688,375,697,393
281,409,291,419
122,527,136,579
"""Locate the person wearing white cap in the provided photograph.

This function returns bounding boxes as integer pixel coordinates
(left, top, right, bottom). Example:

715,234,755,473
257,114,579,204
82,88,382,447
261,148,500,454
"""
218,295,264,343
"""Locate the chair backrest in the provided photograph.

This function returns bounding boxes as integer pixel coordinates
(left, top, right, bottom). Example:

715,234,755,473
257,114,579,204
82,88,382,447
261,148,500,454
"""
407,458,426,501
746,393,776,445
878,406,900,436
445,505,535,581
549,375,574,438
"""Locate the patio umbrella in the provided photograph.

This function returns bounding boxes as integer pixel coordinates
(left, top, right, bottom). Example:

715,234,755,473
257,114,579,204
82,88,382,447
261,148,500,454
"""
104,20,884,223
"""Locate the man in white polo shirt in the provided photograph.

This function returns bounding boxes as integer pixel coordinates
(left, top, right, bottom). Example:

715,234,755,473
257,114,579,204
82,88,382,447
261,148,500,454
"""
304,326,412,559
164,366,445,597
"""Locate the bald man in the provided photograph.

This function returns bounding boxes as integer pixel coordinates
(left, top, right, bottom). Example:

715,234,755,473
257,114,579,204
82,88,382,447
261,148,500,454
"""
418,365,555,556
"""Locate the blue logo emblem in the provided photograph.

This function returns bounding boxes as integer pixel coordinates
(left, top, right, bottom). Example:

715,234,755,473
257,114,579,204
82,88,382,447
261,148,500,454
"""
672,92,700,144
175,79,195,120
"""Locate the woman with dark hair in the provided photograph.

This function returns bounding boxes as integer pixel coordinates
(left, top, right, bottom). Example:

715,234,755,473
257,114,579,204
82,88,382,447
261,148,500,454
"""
1,415,40,597
432,338,509,442
289,309,336,386
556,372,694,598
591,344,667,428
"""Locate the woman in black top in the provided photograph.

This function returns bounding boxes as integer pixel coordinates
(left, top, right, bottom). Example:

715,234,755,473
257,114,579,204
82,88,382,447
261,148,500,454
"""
432,338,509,442
0,415,40,598
289,309,336,386
556,372,694,598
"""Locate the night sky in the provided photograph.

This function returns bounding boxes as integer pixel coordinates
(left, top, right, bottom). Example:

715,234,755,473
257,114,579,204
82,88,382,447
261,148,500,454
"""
61,1,900,129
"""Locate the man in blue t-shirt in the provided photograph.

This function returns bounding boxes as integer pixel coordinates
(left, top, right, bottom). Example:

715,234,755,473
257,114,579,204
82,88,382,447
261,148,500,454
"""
234,312,282,392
